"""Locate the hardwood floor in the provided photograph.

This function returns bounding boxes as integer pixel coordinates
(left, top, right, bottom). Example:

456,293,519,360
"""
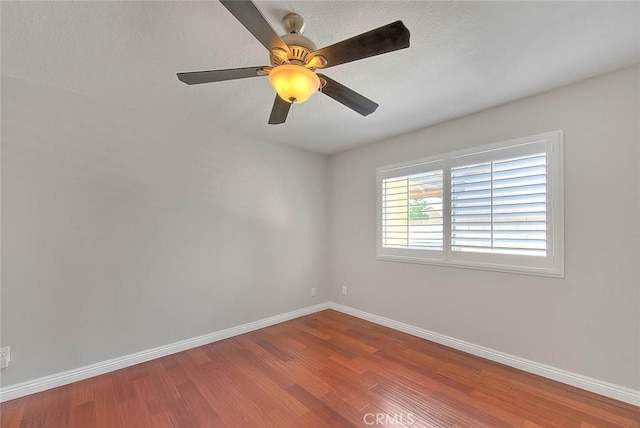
2,310,639,427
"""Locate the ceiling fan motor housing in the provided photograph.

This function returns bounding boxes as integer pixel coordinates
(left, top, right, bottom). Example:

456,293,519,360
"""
270,13,318,66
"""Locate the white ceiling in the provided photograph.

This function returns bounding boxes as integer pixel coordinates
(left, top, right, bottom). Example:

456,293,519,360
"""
2,1,639,154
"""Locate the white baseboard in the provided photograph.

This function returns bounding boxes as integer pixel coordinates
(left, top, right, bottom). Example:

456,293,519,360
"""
0,302,330,403
2,301,638,407
327,302,640,407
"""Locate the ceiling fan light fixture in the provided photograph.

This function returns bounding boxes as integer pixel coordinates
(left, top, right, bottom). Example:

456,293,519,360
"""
268,64,320,103
178,2,410,124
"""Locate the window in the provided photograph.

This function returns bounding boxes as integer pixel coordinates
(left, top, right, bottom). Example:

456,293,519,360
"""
377,131,563,277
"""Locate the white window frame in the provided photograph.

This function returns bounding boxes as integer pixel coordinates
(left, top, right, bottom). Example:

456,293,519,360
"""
376,130,564,278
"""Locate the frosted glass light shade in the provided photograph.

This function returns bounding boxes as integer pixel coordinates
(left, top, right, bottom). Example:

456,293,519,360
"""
268,64,320,104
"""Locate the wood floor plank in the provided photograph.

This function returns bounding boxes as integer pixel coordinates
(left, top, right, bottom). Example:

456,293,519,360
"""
392,359,477,395
93,391,121,428
506,387,634,428
316,391,376,426
256,339,293,362
298,321,333,341
2,309,638,427
116,398,152,428
265,407,317,428
471,388,582,427
69,400,95,427
436,364,513,394
269,333,308,353
237,347,297,390
429,379,525,427
180,364,250,427
565,390,640,422
380,365,526,426
299,330,359,359
163,397,200,428
282,357,333,398
329,352,375,375
110,369,137,403
221,348,308,417
198,362,277,427
43,385,71,427
185,347,212,366
286,383,355,427
175,381,225,427
0,396,26,428
147,411,175,428
70,378,95,407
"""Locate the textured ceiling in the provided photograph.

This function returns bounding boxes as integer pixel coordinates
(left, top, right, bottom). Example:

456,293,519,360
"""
2,1,639,154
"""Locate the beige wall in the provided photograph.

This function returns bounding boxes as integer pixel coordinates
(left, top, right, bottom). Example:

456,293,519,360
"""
329,66,640,389
1,76,329,386
2,66,638,393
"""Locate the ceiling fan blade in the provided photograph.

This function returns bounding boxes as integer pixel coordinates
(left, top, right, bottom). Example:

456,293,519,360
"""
177,67,267,85
268,95,291,124
318,74,378,116
309,21,409,68
219,0,289,52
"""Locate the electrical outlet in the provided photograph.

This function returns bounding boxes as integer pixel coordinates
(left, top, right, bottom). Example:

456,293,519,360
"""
311,287,316,297
342,286,347,295
0,347,10,369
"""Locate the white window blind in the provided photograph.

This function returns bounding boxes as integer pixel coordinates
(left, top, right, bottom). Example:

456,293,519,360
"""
376,131,563,277
382,169,444,250
451,152,547,256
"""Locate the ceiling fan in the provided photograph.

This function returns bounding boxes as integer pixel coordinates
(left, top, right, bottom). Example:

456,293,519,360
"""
177,0,410,125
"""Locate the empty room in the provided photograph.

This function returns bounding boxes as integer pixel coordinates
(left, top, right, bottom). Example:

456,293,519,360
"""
1,0,639,426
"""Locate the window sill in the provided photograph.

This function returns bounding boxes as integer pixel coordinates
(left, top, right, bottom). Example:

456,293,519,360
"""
376,254,564,278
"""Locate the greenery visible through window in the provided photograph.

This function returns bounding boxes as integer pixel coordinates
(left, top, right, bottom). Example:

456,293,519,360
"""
409,198,431,220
